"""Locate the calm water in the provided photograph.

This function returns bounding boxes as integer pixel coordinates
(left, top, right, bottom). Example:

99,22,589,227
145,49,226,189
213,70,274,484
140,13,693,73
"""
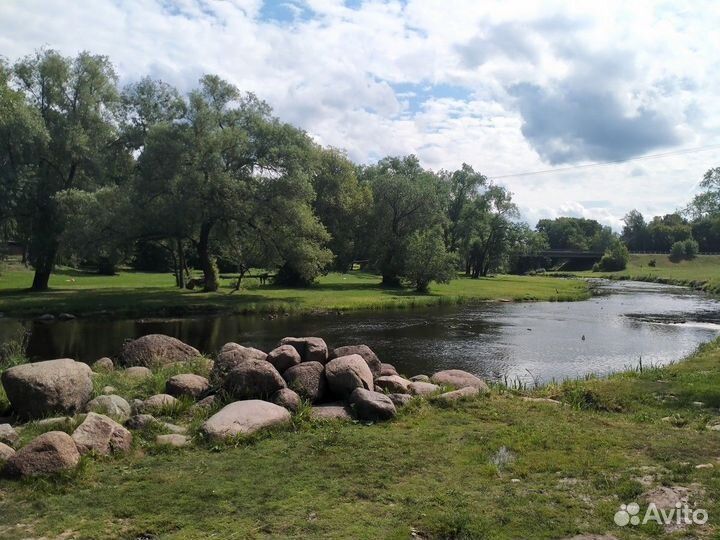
1,280,719,385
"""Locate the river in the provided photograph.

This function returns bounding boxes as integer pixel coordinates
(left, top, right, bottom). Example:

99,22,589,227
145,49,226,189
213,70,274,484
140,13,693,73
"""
1,280,719,385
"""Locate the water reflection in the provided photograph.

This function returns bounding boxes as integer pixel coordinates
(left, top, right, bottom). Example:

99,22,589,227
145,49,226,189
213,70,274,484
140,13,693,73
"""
1,280,718,385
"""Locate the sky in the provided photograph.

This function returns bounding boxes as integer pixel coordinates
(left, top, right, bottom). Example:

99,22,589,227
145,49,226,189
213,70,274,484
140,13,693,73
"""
1,0,719,230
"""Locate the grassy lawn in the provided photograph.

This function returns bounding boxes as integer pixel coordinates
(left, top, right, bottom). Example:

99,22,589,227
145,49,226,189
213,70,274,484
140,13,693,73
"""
570,254,720,295
0,265,590,318
1,340,719,539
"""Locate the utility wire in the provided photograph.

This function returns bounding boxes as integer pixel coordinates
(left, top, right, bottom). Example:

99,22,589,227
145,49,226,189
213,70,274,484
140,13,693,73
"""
487,143,720,180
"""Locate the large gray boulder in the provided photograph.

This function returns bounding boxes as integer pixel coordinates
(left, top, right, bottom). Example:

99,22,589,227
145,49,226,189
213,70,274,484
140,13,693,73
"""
283,361,327,403
85,395,132,422
349,388,396,421
280,337,328,364
409,381,440,396
325,354,374,399
222,360,286,400
165,374,210,399
210,345,267,384
72,412,133,456
2,431,80,477
431,369,490,392
310,403,353,421
1,359,93,419
120,334,200,367
331,345,382,377
375,375,412,394
201,400,291,440
124,366,152,379
272,388,302,413
266,345,301,374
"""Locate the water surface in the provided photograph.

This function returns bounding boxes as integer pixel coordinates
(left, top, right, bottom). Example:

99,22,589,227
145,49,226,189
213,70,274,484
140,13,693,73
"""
1,280,718,385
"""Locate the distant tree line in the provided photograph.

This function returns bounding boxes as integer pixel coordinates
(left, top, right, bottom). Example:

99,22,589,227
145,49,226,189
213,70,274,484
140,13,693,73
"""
1,50,718,292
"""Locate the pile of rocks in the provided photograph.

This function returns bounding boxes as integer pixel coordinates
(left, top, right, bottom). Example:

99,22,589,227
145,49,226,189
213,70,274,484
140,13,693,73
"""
0,333,490,477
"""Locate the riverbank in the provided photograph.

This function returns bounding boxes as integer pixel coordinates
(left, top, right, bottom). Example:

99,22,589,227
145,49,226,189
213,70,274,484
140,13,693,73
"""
1,338,719,539
0,266,590,319
565,253,720,296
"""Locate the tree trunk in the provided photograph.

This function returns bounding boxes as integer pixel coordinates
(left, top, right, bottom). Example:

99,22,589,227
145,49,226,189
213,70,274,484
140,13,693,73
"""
176,237,186,289
197,222,218,292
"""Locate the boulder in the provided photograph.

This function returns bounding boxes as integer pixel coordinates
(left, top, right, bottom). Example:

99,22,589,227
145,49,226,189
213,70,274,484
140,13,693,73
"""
72,412,133,456
142,394,179,413
222,360,286,400
409,381,440,396
379,363,399,377
2,431,80,477
283,362,327,403
160,422,187,434
375,375,412,394
125,414,157,430
325,354,374,399
156,434,190,448
191,395,217,412
1,359,93,419
389,393,413,407
120,334,200,367
211,345,267,384
310,403,353,421
349,388,396,421
165,374,210,399
410,374,430,382
125,366,152,379
101,385,117,395
434,386,481,403
431,369,490,392
266,345,302,374
85,395,132,422
272,388,302,413
0,442,14,462
201,400,291,440
280,337,328,364
331,344,381,377
92,357,114,372
0,424,19,447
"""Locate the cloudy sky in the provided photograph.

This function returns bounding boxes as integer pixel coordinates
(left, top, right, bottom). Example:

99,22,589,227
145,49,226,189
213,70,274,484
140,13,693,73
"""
1,0,719,229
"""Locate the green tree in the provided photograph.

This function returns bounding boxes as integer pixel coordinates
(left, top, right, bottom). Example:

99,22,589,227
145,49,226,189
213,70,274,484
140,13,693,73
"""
362,156,448,286
446,164,486,252
621,209,649,251
597,239,629,271
4,50,123,290
311,147,372,271
402,227,457,292
686,167,720,219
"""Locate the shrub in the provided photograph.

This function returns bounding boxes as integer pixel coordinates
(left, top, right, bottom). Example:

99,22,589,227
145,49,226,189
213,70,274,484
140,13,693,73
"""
669,241,685,262
648,258,656,267
598,239,629,271
591,262,600,272
683,238,699,259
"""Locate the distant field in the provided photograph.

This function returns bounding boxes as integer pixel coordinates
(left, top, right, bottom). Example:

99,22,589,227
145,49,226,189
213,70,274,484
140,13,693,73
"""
0,265,590,318
570,253,720,295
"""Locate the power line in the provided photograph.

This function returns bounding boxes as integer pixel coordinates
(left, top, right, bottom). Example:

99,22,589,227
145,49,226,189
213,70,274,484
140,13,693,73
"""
487,143,720,180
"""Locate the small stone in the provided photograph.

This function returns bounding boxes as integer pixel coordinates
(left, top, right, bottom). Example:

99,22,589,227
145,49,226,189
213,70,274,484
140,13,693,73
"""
272,388,302,413
92,357,114,372
434,386,481,403
156,434,190,448
409,381,440,396
201,400,291,440
695,463,714,469
266,345,302,374
349,388,396,421
389,393,413,407
35,416,74,429
125,366,152,379
165,374,210,399
57,313,76,321
125,414,157,430
0,424,19,447
160,422,187,434
410,374,430,382
191,395,217,412
85,395,132,422
709,423,720,431
102,386,117,395
375,375,412,394
431,369,490,392
692,401,705,408
379,363,399,377
521,397,561,405
72,412,132,456
142,394,179,413
0,442,15,462
310,404,353,421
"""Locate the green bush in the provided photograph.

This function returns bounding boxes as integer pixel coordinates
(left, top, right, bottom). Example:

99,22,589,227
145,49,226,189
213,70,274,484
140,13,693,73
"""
598,239,629,271
402,227,457,292
670,238,699,262
670,241,685,262
683,238,699,259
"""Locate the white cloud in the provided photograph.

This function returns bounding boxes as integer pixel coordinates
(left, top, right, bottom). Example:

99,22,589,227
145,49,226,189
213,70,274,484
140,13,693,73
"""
1,0,719,230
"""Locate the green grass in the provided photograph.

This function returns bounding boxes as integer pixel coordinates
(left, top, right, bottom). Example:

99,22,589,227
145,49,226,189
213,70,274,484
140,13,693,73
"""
1,341,720,539
0,265,590,318
569,253,720,295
